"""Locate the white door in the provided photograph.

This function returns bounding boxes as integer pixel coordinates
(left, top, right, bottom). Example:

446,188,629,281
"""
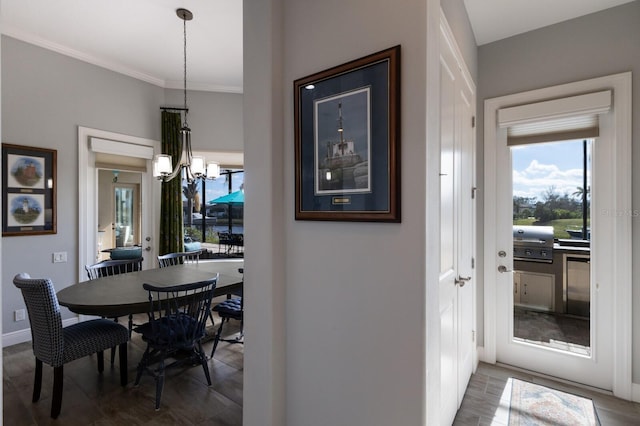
78,127,161,277
439,20,476,425
483,82,634,390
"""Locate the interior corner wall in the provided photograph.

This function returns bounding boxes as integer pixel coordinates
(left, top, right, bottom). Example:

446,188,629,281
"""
279,0,428,424
476,1,640,382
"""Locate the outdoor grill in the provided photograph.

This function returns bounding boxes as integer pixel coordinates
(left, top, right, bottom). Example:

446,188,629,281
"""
513,225,554,263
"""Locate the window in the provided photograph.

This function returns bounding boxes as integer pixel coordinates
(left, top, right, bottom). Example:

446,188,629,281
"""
182,169,244,245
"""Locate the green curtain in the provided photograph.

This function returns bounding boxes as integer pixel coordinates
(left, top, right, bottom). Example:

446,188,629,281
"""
159,111,185,255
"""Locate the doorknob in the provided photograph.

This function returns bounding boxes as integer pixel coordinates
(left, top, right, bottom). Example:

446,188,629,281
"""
498,265,512,273
145,246,152,252
455,276,471,287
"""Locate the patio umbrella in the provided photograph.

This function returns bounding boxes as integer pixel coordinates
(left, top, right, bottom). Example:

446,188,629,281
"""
209,190,244,233
208,190,244,205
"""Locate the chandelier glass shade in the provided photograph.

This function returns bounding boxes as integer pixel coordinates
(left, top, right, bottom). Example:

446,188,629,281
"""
153,8,220,183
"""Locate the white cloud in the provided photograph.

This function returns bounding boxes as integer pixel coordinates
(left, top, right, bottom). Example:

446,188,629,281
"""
513,159,589,201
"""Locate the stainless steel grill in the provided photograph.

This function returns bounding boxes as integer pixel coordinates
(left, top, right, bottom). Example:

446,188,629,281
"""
513,225,554,263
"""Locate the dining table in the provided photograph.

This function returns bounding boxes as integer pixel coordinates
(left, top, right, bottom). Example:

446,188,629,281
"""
57,260,244,318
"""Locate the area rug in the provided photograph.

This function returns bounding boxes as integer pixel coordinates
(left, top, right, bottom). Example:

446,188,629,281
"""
508,378,600,425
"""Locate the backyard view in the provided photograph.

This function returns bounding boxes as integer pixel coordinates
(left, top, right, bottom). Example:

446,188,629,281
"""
512,140,591,240
182,168,244,256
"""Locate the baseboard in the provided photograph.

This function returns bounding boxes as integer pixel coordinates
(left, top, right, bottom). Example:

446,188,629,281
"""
632,382,640,403
2,317,79,348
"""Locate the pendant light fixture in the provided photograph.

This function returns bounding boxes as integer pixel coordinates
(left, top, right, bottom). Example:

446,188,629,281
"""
153,8,220,182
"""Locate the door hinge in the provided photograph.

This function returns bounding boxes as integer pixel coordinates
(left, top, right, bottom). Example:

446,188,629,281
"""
472,330,475,342
471,116,476,128
471,257,475,269
471,186,477,199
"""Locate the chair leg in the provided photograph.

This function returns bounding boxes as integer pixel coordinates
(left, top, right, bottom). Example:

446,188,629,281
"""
210,317,227,358
33,358,43,402
119,343,128,386
197,342,212,386
97,350,104,373
111,346,116,365
128,314,134,337
51,365,63,419
154,359,165,410
135,346,150,386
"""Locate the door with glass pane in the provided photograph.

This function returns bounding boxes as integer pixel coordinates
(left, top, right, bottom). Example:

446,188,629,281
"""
113,183,140,248
493,134,613,389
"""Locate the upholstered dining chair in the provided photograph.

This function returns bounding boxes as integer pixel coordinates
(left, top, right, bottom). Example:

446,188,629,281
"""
85,257,144,339
210,268,244,358
157,251,200,268
13,273,129,419
133,275,218,410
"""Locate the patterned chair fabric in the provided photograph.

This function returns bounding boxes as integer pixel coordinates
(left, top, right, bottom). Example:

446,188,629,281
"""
13,273,129,419
157,251,200,268
134,274,218,410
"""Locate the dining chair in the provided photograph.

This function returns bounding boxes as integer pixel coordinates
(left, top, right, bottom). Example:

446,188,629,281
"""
13,273,129,419
85,257,144,280
157,251,200,268
210,268,244,358
133,274,218,410
85,257,144,339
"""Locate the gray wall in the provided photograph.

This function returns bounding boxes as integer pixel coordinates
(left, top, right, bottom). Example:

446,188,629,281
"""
1,35,243,335
476,2,640,382
164,89,243,152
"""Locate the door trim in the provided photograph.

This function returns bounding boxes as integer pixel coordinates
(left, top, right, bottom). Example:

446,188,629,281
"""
78,126,161,281
482,73,632,399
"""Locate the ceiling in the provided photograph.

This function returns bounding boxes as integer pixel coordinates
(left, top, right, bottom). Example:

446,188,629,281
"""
1,0,243,93
464,0,636,45
1,0,635,92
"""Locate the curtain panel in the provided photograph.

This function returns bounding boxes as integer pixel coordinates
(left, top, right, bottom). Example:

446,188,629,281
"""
159,111,185,255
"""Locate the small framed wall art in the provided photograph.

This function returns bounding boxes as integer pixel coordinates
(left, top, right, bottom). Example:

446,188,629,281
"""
2,143,57,236
294,45,401,222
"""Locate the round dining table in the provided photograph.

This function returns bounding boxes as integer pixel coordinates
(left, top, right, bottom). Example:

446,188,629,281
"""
57,260,244,317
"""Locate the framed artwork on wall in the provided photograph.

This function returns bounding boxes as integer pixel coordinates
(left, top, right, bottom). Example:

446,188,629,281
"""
2,143,57,236
294,45,401,222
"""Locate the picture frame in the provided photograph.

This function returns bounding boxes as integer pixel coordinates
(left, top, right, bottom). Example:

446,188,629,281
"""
2,143,57,236
294,45,401,222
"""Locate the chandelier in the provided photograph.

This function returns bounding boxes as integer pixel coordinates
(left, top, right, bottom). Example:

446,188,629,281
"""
153,8,220,182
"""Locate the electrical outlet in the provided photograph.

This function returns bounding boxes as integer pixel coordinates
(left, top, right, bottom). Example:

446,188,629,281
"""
53,251,67,263
14,309,26,321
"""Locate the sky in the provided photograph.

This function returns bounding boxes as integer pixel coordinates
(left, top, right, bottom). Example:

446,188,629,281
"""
182,169,244,205
512,139,591,201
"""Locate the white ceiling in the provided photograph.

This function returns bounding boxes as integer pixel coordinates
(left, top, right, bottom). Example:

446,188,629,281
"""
0,1,635,92
465,0,636,45
1,0,243,93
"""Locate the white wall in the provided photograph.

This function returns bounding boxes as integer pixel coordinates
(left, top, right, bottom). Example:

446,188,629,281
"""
476,2,640,382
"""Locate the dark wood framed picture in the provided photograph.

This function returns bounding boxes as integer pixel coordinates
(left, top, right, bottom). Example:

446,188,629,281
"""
294,45,401,222
2,143,57,236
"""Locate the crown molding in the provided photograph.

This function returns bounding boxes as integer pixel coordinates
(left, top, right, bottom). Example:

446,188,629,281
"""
2,27,243,94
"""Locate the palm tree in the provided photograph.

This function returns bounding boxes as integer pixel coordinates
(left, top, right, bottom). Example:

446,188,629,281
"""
182,182,198,226
572,186,590,199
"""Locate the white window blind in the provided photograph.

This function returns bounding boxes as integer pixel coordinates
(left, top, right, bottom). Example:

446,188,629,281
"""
498,90,611,146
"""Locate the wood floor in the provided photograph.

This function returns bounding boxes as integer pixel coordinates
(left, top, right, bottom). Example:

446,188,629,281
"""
454,362,640,425
3,313,243,425
5,319,640,425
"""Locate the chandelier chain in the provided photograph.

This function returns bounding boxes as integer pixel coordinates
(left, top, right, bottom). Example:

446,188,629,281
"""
183,13,188,124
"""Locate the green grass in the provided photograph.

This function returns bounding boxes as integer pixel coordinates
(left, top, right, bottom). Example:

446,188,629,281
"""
513,218,590,239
